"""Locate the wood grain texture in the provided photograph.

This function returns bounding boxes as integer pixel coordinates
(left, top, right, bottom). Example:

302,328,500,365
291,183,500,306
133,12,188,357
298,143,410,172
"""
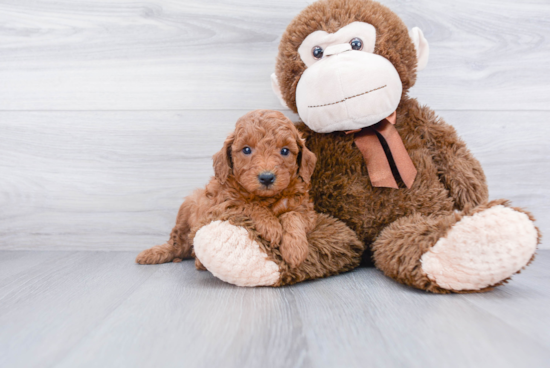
0,110,239,250
1,110,548,250
0,0,548,110
0,1,548,250
458,251,550,348
0,251,159,368
1,1,548,366
0,250,549,368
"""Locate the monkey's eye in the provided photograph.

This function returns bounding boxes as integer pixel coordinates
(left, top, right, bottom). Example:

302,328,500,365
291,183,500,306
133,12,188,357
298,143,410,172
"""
350,37,363,51
312,46,324,59
242,147,252,155
280,148,290,156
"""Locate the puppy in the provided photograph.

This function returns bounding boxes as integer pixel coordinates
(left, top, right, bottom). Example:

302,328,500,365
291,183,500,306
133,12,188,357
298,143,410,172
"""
136,109,317,269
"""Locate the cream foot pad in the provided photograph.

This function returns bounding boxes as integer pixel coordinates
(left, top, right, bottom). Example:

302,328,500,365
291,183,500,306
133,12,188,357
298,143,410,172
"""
194,221,280,287
421,205,538,291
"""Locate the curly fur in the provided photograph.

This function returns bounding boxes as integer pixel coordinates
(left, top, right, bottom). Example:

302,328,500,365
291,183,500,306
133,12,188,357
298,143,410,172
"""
138,0,539,292
273,0,540,293
136,109,364,284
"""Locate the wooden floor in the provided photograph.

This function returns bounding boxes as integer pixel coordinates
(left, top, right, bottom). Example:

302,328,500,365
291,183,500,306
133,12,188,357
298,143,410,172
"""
1,250,549,368
1,1,549,366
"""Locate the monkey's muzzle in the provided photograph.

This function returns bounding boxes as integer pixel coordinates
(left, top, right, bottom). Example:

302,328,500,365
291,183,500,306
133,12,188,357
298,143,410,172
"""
296,48,402,133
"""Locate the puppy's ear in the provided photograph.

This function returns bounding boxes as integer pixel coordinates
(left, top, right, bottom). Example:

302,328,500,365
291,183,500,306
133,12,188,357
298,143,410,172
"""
213,133,234,184
296,137,317,184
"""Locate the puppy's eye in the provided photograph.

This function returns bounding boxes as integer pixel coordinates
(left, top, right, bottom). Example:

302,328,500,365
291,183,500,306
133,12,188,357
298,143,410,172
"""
312,46,323,59
242,147,252,155
350,37,363,51
280,148,290,156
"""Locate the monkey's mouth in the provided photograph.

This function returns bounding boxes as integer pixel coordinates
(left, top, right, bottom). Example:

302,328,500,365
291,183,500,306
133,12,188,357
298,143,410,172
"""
307,85,386,108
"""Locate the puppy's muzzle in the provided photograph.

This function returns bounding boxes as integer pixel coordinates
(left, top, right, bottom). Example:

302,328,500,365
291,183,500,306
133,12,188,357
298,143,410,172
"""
258,172,276,187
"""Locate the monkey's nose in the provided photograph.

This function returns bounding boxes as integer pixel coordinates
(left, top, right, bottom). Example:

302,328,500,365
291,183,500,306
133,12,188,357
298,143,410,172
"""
324,43,352,57
258,172,276,186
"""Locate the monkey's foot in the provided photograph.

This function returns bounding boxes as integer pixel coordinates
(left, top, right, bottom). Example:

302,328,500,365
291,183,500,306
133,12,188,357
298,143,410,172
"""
421,205,538,291
193,221,280,287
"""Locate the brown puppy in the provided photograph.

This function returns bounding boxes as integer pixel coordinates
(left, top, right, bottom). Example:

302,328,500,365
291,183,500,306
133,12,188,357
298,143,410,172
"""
136,109,317,269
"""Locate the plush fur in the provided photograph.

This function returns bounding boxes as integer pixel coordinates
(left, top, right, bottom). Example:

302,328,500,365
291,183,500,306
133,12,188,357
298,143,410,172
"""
136,109,364,285
421,204,538,291
137,0,539,292
270,0,540,293
193,220,281,287
136,109,316,267
276,0,418,113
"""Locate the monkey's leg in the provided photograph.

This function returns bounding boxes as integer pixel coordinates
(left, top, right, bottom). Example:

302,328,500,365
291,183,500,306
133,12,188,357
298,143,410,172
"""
193,220,281,287
277,213,364,286
371,200,539,293
193,213,364,287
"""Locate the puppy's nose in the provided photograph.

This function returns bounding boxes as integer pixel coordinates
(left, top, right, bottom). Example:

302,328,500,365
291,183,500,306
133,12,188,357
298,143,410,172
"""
258,172,276,186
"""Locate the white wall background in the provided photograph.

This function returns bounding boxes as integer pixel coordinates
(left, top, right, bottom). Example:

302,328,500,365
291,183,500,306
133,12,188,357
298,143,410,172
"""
0,0,548,250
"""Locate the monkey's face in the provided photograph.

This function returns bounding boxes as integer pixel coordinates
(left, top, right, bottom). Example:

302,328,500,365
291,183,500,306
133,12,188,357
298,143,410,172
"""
272,0,429,134
295,22,403,133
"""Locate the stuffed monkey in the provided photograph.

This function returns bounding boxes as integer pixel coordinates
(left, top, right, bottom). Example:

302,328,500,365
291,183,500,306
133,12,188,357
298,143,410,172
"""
193,0,540,292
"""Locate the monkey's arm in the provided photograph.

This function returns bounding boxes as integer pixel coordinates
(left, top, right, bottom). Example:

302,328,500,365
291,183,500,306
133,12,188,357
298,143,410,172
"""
203,201,283,246
417,108,489,210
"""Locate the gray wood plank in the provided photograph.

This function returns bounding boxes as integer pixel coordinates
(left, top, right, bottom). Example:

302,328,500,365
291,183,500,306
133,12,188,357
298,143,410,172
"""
286,265,550,368
0,0,548,110
1,110,548,250
459,251,550,348
0,251,159,368
0,250,74,282
54,262,310,368
0,110,239,250
0,250,542,368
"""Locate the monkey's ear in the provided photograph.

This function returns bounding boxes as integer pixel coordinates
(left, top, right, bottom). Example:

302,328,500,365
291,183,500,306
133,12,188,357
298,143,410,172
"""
409,27,429,71
212,133,234,184
271,73,290,109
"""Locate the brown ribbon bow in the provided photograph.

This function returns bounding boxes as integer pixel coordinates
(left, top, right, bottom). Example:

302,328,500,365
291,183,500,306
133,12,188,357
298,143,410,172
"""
346,111,417,189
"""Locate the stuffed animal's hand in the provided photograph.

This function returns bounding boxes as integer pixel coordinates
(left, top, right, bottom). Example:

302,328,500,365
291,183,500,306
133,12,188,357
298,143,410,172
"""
202,201,283,245
192,219,281,287
191,211,363,288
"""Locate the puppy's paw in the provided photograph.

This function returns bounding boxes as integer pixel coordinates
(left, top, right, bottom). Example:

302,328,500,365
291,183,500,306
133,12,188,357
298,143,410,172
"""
136,244,175,265
280,233,309,269
255,218,283,245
